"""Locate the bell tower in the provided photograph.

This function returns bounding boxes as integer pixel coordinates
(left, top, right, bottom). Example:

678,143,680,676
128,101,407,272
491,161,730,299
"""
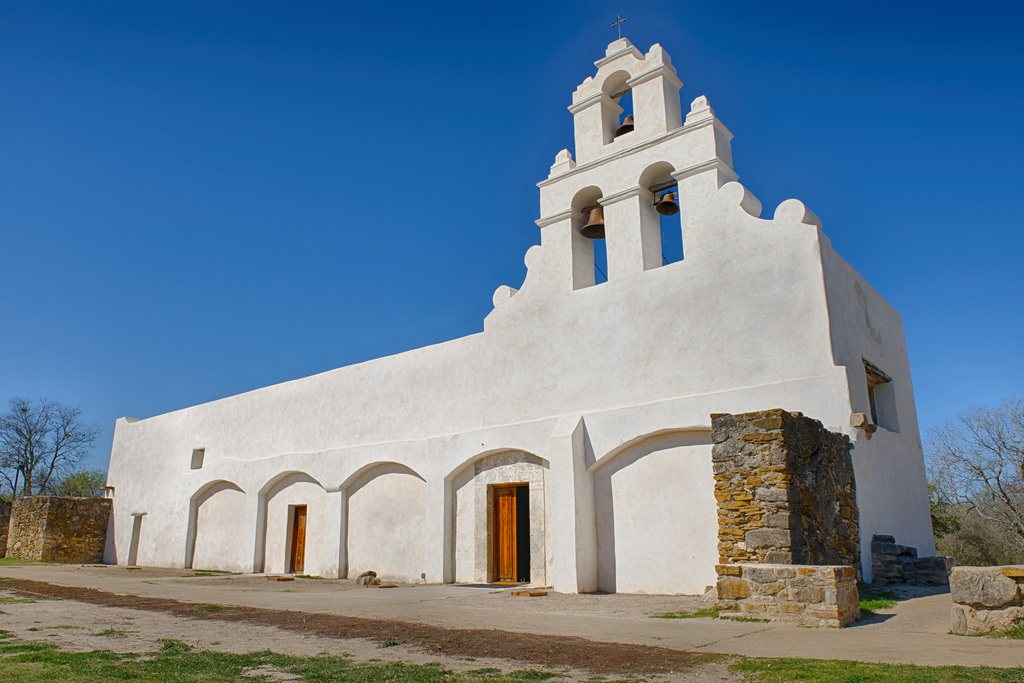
487,37,740,320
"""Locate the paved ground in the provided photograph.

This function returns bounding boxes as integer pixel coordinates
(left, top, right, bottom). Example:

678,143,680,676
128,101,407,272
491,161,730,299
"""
1,564,1022,670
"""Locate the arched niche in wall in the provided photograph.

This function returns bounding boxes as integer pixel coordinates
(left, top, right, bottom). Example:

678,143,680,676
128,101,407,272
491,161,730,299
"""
255,471,327,576
591,430,717,594
344,462,426,583
185,480,247,572
447,450,549,586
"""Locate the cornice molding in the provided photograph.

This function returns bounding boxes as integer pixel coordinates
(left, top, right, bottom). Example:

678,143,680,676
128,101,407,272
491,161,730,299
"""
627,65,682,91
672,158,738,183
538,118,716,188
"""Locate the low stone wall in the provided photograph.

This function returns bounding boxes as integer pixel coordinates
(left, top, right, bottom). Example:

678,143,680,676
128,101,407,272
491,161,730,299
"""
950,566,1024,635
0,500,10,556
5,496,111,564
871,534,953,585
716,563,860,627
712,409,860,574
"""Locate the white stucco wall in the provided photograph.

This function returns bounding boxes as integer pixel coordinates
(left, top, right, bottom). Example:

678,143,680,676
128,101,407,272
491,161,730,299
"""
347,467,427,582
104,37,934,593
594,432,717,594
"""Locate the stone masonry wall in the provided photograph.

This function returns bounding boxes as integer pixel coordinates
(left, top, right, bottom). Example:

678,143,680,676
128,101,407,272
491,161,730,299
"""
716,563,860,627
950,566,1024,635
0,500,10,556
712,409,860,574
6,496,111,564
871,534,953,586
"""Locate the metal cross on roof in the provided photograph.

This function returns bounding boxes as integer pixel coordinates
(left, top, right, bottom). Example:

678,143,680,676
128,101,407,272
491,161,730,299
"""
611,15,627,38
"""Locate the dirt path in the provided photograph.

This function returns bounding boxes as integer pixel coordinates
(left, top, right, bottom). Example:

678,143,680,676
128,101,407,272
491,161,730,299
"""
0,579,738,681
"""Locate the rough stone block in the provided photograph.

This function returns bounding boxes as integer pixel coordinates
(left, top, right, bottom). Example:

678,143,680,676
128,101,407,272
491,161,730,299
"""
951,567,1022,609
746,528,790,549
951,603,1024,635
790,586,825,603
717,577,750,600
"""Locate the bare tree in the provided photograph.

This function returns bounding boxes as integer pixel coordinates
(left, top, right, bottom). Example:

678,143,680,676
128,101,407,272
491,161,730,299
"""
0,398,100,497
927,398,1024,561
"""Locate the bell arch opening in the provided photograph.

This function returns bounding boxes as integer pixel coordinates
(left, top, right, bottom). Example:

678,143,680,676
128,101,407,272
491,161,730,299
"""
639,162,683,266
602,70,634,144
572,186,606,288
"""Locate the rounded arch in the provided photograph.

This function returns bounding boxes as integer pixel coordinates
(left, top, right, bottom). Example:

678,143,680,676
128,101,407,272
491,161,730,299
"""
258,470,325,497
590,428,711,473
445,447,549,485
184,479,246,570
342,461,424,495
591,429,718,594
638,161,677,190
601,69,632,97
571,186,604,215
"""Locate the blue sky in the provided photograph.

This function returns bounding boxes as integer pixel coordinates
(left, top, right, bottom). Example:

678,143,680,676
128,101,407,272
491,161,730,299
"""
2,1,1022,471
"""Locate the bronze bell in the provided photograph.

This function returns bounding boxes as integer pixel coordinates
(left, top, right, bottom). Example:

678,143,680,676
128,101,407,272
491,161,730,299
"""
655,191,680,216
614,114,634,138
580,207,605,239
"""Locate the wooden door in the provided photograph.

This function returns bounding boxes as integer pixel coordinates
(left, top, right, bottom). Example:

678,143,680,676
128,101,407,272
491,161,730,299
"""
493,486,517,582
289,505,307,573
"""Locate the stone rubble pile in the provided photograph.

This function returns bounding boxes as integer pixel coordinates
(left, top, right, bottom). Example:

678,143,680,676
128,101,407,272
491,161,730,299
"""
870,534,953,586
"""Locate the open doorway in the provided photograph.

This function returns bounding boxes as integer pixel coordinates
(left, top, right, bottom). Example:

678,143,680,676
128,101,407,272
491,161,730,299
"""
489,484,530,583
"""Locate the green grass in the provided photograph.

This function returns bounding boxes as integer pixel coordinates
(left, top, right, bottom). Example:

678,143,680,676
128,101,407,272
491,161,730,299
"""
0,632,582,683
189,604,228,613
652,606,719,619
857,582,899,617
0,557,55,567
94,628,128,638
992,622,1024,640
732,656,1024,681
0,629,1022,683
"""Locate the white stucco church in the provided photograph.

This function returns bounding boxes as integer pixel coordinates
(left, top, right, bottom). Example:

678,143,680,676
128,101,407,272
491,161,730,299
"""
104,38,934,593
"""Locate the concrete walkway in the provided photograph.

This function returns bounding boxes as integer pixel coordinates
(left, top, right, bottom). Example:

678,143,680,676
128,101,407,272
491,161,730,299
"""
2,565,1022,669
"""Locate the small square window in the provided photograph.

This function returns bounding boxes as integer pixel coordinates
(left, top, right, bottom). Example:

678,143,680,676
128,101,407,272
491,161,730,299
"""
190,448,205,469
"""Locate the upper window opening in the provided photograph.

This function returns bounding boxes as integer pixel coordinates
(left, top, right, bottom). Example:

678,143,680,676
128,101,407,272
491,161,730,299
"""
191,448,206,470
863,360,899,432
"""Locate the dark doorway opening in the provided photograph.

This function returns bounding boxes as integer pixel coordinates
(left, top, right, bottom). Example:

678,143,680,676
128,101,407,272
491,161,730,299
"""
515,485,530,583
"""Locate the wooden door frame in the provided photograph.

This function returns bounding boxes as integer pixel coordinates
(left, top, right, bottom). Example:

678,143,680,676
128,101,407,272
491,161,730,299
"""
488,483,526,583
288,504,307,574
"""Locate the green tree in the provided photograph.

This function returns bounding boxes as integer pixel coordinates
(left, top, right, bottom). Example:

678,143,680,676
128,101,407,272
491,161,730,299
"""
49,468,108,497
0,398,100,496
